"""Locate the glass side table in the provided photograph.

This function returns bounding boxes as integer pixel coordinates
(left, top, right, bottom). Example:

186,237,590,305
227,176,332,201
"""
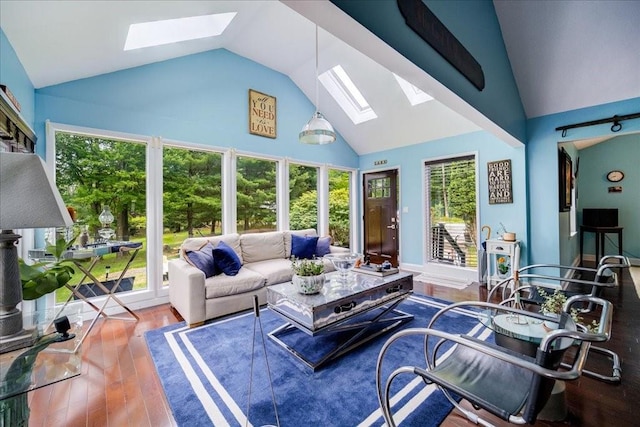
0,307,83,426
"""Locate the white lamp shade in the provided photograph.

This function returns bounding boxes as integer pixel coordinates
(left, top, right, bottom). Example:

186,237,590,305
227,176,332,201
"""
0,152,73,230
299,111,337,145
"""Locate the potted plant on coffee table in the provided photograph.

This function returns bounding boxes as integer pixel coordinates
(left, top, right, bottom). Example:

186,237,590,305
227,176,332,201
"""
291,257,325,294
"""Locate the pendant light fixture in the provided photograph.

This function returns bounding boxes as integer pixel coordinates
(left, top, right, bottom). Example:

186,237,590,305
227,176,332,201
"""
299,25,336,145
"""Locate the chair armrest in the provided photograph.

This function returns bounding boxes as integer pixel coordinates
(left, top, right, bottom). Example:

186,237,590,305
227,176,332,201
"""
168,259,206,325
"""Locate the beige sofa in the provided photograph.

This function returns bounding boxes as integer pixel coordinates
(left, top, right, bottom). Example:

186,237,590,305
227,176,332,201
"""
168,229,348,327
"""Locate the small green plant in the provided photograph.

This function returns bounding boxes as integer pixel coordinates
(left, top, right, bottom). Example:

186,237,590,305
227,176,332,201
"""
497,256,510,275
537,287,599,332
291,257,324,276
19,232,77,300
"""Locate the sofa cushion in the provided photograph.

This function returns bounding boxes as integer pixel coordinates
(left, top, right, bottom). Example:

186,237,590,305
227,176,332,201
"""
315,236,332,257
181,233,244,265
204,268,265,298
291,234,319,259
184,242,218,278
240,231,285,263
244,259,295,286
213,241,242,276
284,228,318,258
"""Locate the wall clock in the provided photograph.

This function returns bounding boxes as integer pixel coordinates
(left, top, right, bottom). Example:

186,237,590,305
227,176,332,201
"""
606,170,624,182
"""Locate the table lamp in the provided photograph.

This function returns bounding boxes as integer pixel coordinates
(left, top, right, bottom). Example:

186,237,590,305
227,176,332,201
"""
0,152,73,353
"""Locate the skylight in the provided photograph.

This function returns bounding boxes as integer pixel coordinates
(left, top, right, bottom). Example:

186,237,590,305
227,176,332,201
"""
392,73,433,106
124,12,237,51
319,65,377,124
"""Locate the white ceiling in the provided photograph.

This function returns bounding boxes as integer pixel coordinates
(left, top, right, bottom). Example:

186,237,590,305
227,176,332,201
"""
1,1,638,155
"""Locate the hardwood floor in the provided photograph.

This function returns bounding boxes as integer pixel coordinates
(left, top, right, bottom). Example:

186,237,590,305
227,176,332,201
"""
27,267,637,426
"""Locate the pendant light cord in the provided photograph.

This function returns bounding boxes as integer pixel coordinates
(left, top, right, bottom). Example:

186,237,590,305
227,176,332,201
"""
315,25,319,112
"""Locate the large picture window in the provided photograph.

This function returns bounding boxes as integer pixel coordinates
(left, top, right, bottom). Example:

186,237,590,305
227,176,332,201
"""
53,131,148,302
236,156,277,233
162,146,222,284
329,168,351,248
289,163,318,231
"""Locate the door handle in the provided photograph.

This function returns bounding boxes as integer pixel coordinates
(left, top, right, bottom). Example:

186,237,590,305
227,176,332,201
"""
386,225,396,229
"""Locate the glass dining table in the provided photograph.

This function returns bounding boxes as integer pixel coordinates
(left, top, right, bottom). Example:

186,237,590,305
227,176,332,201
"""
477,308,576,358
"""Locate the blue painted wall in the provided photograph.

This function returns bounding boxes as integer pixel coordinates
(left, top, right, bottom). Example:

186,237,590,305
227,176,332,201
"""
0,28,35,128
35,49,358,167
577,133,640,261
526,97,640,265
359,130,527,265
330,0,526,143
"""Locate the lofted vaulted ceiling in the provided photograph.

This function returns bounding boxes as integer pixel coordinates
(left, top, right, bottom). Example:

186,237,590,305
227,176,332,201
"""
1,1,638,155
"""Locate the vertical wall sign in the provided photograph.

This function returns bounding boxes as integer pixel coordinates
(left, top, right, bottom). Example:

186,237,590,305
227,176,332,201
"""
488,159,513,204
249,89,277,138
397,0,485,91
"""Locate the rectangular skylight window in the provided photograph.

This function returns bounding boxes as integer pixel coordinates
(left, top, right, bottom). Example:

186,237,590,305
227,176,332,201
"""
319,65,377,124
124,12,237,51
393,73,433,106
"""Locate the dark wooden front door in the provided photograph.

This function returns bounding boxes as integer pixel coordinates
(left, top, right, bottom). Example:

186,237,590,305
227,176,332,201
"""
363,170,399,266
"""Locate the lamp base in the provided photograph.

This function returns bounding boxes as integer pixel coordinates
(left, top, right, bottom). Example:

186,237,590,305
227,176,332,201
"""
0,327,37,353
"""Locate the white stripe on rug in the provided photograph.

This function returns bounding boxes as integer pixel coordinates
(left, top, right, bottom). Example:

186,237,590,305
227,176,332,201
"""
164,327,232,427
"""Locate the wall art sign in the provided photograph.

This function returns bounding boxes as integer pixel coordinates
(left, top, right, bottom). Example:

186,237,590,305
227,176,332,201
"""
488,159,513,204
248,89,276,138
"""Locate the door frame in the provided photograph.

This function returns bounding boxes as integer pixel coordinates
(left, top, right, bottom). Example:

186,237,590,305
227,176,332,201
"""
360,165,401,264
421,152,480,284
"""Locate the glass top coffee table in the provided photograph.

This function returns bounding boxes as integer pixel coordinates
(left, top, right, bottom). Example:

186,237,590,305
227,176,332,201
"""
266,271,413,370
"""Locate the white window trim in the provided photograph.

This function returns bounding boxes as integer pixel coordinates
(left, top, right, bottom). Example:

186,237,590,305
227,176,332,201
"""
46,122,358,318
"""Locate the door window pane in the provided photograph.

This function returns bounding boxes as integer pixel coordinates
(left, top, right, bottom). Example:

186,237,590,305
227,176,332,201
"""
289,164,318,231
328,169,351,248
54,132,147,303
236,156,277,233
163,146,222,284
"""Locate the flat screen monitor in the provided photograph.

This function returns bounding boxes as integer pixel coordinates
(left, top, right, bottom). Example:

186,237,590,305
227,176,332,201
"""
582,208,618,227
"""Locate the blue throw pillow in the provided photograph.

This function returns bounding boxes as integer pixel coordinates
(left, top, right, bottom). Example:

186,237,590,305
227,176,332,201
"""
185,242,217,278
315,236,332,257
213,241,242,276
292,234,319,259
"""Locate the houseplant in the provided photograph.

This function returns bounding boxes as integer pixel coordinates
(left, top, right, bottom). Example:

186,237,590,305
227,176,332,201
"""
537,287,599,332
291,257,325,294
497,256,510,277
19,233,77,300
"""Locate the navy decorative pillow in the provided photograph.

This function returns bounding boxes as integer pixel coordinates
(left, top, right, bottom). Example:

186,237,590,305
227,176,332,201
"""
185,242,217,278
213,241,242,276
315,236,332,257
292,234,319,259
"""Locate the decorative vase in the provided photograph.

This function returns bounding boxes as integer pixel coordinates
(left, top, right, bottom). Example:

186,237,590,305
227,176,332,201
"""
292,273,325,294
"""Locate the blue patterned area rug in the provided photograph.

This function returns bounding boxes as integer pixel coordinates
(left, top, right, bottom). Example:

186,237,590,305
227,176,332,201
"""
145,295,492,426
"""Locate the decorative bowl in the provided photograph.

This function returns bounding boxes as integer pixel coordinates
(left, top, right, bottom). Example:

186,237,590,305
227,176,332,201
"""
324,253,361,279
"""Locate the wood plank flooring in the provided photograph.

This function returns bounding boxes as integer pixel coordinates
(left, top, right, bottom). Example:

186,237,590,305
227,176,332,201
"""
27,267,638,426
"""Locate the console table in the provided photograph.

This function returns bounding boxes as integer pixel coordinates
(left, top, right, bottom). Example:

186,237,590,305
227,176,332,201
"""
485,239,520,289
29,241,141,353
579,226,623,266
